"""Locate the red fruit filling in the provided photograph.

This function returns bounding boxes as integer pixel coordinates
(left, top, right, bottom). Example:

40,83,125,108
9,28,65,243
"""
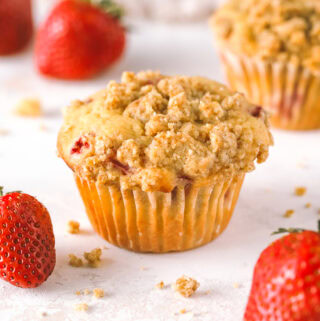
71,137,90,154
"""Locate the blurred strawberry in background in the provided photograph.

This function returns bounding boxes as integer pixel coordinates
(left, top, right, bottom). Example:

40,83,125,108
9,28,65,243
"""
0,0,33,55
35,0,126,80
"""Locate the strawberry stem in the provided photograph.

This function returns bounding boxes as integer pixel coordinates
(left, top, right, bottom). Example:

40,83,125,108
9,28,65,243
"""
80,0,124,20
0,186,3,197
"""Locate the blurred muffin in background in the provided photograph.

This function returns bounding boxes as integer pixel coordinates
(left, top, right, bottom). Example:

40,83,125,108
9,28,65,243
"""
116,0,223,22
211,0,320,130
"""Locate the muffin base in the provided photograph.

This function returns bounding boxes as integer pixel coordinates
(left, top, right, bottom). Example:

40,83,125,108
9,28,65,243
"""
220,50,320,130
75,174,245,253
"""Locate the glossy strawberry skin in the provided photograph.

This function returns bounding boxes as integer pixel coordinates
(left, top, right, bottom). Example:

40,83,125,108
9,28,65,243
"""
35,0,126,80
0,193,56,288
244,231,320,321
0,0,33,55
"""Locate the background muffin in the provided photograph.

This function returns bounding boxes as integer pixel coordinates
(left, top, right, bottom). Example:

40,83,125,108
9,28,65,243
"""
211,0,320,130
57,71,273,253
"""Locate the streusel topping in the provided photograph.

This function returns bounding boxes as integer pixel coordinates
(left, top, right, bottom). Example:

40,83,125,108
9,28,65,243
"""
211,0,320,71
58,71,272,192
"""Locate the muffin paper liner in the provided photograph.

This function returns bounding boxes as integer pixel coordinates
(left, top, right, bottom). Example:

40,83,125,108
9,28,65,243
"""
220,50,320,130
75,174,245,253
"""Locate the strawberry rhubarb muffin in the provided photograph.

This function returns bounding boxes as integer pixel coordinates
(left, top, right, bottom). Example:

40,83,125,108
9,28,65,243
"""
211,0,320,130
57,71,273,253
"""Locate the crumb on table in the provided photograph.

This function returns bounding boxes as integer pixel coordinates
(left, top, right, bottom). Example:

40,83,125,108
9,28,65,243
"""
284,209,295,218
294,187,307,196
172,276,200,298
233,282,240,288
68,254,83,267
14,98,42,117
179,309,187,314
67,220,80,234
93,288,105,298
156,281,165,289
305,203,312,208
83,289,91,295
84,248,102,267
74,303,89,312
0,128,9,136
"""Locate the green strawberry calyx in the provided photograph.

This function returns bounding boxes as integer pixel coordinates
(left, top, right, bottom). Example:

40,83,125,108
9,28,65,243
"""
272,220,320,235
0,187,22,197
80,0,124,20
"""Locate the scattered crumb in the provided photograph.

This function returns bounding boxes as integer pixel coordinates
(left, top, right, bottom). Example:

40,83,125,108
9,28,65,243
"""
68,254,83,267
172,276,200,298
75,290,81,296
84,289,91,295
284,209,295,218
101,245,109,250
140,266,147,271
74,303,89,312
67,220,80,234
39,311,47,318
93,288,105,299
14,98,42,117
305,203,312,208
233,282,240,288
0,128,9,136
205,290,211,295
179,309,187,314
84,248,102,268
295,187,307,197
156,281,165,289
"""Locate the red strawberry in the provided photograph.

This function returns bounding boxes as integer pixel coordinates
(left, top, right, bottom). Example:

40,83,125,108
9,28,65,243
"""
244,224,320,321
35,0,126,80
0,187,56,288
0,0,33,55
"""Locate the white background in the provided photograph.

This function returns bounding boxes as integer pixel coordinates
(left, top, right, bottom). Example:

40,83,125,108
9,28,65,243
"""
0,2,319,320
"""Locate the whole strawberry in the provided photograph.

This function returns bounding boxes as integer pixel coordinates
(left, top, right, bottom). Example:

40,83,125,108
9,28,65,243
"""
244,225,320,321
0,187,56,288
35,0,126,80
0,0,33,55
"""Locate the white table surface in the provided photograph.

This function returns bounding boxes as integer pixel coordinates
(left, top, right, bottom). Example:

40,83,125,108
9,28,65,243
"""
0,8,320,321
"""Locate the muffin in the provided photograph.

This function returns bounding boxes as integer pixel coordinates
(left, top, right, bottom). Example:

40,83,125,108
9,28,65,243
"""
211,0,320,130
57,71,273,253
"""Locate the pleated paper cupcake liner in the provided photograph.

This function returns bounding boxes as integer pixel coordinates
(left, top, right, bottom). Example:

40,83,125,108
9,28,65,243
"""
75,174,245,253
220,50,320,130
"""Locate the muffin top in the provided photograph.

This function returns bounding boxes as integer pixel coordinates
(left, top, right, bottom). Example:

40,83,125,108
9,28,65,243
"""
57,71,273,192
211,0,320,72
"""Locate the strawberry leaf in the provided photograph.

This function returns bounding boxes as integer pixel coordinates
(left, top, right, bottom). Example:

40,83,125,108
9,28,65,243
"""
0,186,3,197
272,227,305,235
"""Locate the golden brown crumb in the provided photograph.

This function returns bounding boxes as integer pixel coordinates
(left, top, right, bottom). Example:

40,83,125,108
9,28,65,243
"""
58,71,272,193
83,289,91,295
172,276,200,298
93,288,105,298
233,282,240,288
156,281,165,289
179,309,187,314
295,187,307,196
305,203,312,209
68,254,83,267
284,209,295,218
75,290,81,296
84,248,102,267
205,290,211,295
67,220,80,234
74,303,88,312
14,98,42,117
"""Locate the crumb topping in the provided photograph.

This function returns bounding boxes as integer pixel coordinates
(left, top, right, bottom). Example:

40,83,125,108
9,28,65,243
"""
211,0,320,72
156,281,165,289
68,254,83,267
93,288,105,298
14,98,42,117
84,248,102,268
284,209,295,218
295,186,307,196
74,303,89,312
58,71,272,192
173,275,200,298
67,220,80,234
